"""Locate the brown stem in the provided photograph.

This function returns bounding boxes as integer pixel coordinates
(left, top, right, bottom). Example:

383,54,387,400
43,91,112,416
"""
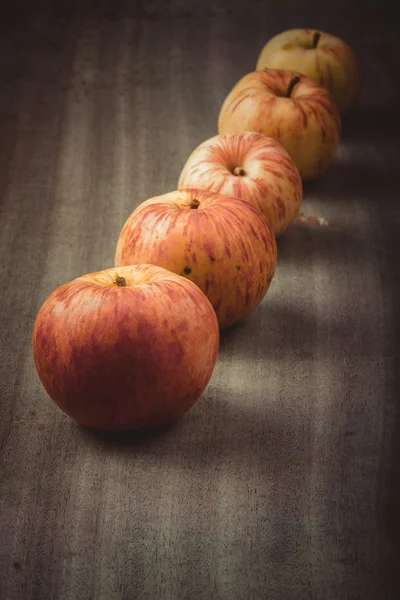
115,276,127,286
286,76,301,98
312,31,321,49
233,167,246,176
189,199,200,209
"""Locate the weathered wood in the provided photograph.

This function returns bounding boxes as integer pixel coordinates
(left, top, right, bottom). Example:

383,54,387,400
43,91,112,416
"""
0,6,399,599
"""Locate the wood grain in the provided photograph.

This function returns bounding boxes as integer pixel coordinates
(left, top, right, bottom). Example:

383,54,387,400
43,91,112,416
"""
0,4,399,599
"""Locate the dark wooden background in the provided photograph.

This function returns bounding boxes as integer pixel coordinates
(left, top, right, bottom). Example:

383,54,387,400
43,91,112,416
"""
1,1,399,598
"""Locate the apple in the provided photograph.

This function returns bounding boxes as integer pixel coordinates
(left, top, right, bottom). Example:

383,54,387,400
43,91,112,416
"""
256,29,361,113
32,264,219,431
178,131,302,237
218,68,341,181
115,189,277,329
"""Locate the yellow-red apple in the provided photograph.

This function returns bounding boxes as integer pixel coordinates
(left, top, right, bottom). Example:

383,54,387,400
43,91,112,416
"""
218,68,341,181
178,132,302,237
115,189,277,329
256,29,361,112
32,264,219,431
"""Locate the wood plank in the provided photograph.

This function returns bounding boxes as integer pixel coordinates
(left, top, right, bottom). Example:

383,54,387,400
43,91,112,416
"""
0,7,399,600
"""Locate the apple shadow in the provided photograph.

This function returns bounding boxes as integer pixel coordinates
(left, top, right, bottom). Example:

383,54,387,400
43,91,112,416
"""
278,107,398,264
341,105,400,143
219,293,378,362
78,386,308,478
79,420,179,445
276,220,365,265
303,154,396,201
303,104,397,201
304,160,388,199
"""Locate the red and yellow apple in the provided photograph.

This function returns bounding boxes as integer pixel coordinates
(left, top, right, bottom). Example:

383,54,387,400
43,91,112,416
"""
256,29,361,113
32,264,219,431
115,189,277,329
218,68,341,181
178,131,302,237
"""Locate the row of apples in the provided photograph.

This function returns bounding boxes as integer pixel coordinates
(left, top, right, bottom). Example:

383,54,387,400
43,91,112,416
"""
32,29,361,431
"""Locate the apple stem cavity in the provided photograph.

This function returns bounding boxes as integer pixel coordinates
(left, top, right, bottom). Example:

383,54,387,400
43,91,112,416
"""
115,276,127,287
233,167,246,176
312,31,321,49
189,199,200,209
286,76,301,98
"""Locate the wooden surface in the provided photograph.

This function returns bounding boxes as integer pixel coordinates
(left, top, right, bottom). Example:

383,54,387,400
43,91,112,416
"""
0,4,399,599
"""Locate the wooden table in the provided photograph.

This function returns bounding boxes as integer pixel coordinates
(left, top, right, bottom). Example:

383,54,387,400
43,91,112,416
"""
1,3,399,599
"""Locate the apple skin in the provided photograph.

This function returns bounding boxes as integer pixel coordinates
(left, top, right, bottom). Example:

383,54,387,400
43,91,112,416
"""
218,69,341,181
256,29,361,113
178,131,302,237
115,189,277,329
32,264,219,431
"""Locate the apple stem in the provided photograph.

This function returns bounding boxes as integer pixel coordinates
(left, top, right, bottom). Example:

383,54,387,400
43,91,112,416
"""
233,167,246,176
312,31,321,49
115,276,127,286
286,76,301,98
189,199,200,209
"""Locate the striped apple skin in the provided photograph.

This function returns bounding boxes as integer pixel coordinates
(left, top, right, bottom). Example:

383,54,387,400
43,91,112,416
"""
32,264,219,431
218,68,341,181
178,132,302,237
115,189,277,329
256,29,361,113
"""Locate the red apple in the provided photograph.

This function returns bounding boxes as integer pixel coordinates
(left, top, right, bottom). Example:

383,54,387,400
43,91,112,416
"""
218,68,341,181
32,264,219,431
115,189,277,329
256,29,361,113
178,132,302,237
